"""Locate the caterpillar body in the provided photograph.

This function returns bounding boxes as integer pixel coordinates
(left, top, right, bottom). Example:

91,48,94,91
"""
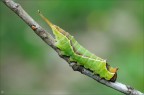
39,12,118,82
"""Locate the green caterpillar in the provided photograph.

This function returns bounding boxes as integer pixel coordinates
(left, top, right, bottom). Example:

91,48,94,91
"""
39,12,118,82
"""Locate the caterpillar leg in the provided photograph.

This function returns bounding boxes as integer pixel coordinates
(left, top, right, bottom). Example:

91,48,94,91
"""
70,62,84,72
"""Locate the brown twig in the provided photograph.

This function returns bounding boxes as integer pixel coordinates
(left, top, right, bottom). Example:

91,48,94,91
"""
2,0,144,95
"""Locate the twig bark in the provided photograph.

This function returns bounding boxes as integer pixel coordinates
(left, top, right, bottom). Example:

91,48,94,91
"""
2,0,144,95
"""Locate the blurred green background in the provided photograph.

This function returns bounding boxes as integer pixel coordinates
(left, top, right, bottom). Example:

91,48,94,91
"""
0,0,144,95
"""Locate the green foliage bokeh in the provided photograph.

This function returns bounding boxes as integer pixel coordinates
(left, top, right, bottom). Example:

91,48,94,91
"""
0,0,143,95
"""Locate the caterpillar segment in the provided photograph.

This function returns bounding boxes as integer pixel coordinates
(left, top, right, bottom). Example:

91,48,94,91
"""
39,12,118,82
71,53,114,80
70,36,103,61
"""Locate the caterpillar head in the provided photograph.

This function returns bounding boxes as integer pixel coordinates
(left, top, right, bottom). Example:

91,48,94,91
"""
106,63,118,82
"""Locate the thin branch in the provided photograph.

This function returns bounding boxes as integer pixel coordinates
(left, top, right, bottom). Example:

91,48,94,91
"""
2,0,144,95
